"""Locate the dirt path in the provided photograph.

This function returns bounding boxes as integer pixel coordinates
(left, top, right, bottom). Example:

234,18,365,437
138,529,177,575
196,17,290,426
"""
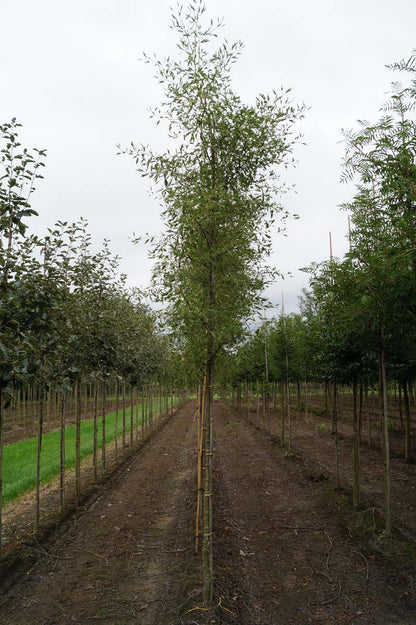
0,403,200,625
213,401,415,624
1,400,415,624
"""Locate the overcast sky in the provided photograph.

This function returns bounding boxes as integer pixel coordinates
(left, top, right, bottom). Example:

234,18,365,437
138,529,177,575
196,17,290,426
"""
1,0,415,316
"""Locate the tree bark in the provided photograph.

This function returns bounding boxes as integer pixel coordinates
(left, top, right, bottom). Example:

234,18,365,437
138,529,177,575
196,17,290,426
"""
35,386,44,531
101,382,106,469
59,393,66,513
0,388,4,554
202,359,214,604
380,325,392,535
287,380,292,452
353,378,360,507
403,380,412,462
333,383,340,488
280,380,285,447
114,380,119,459
93,380,98,482
75,380,81,501
122,382,126,448
130,385,134,448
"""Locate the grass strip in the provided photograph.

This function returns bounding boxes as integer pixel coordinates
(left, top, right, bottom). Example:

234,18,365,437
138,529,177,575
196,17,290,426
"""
3,398,176,505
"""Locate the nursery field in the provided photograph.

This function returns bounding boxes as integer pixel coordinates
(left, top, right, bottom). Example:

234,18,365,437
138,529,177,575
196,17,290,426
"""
0,399,415,624
4,404,141,505
0,395,178,553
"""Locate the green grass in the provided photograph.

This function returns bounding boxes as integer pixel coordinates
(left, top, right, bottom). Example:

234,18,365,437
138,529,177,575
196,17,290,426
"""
3,398,176,505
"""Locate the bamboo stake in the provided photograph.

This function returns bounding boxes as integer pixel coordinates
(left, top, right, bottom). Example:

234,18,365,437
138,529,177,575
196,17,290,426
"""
195,374,207,553
195,384,201,553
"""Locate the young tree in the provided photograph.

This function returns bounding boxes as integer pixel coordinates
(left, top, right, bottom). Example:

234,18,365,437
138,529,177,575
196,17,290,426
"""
122,1,304,601
340,51,416,533
0,119,46,551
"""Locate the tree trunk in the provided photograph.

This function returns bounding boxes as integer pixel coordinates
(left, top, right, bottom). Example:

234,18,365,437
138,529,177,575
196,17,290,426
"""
380,325,392,535
114,380,119,459
403,380,412,462
59,393,66,513
35,386,45,531
93,380,98,482
365,384,371,447
202,359,214,604
358,383,363,443
122,382,126,449
304,380,308,418
333,383,340,488
130,385,134,448
101,382,106,469
0,388,4,554
287,380,292,452
280,380,285,447
196,379,205,554
353,379,360,508
398,383,404,431
136,388,140,441
75,380,81,501
325,380,329,421
256,380,260,425
141,387,145,441
159,384,162,421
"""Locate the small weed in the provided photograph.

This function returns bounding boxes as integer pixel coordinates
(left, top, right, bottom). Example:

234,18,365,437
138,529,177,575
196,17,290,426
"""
316,422,331,434
388,419,401,433
284,449,302,462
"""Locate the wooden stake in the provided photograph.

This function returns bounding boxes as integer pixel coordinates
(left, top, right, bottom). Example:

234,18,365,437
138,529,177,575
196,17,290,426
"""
195,373,207,553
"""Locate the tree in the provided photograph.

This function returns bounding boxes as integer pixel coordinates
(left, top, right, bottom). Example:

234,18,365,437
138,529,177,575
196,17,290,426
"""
122,1,304,602
0,120,46,550
339,51,416,533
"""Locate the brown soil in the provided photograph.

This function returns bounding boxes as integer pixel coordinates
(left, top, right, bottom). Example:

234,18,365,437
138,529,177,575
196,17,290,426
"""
0,403,201,624
1,400,415,624
1,418,158,553
266,405,416,537
213,403,415,624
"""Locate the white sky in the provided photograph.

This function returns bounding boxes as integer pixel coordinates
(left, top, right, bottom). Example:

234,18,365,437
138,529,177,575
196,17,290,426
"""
1,0,415,315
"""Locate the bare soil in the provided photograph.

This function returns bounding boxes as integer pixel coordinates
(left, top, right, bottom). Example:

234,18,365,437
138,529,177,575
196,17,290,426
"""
1,400,415,624
213,403,415,624
1,403,201,624
265,403,416,537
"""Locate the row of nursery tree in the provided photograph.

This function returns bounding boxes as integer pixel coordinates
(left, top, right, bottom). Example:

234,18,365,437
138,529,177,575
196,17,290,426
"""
121,0,416,599
228,51,416,537
0,119,185,552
